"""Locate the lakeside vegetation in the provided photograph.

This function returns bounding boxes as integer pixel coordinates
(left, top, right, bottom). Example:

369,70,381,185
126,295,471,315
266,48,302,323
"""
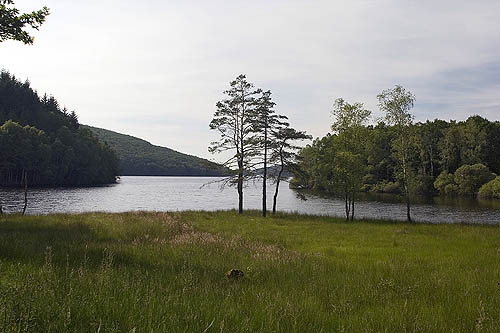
1,211,500,331
293,104,500,219
85,125,228,177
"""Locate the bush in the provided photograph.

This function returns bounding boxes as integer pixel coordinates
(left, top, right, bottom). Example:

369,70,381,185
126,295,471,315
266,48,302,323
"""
454,164,495,195
444,183,459,196
369,180,401,194
478,176,500,199
414,175,435,195
434,171,455,195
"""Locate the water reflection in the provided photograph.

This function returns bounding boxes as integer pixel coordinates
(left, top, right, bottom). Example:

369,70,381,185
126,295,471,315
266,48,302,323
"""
1,176,500,224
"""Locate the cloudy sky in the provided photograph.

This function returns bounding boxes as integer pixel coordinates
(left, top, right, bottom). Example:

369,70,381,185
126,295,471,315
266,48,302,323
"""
2,0,500,161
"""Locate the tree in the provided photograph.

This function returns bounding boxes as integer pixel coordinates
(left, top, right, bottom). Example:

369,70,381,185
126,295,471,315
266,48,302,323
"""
252,90,288,217
0,0,49,44
270,125,311,214
330,98,371,220
209,75,261,214
454,163,495,196
434,171,457,195
378,85,416,222
478,176,500,199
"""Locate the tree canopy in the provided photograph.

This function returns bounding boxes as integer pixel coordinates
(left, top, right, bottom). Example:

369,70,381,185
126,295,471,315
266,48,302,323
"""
293,106,500,212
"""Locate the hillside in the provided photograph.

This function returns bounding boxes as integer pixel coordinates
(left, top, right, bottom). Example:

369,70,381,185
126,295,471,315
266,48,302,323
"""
0,71,118,186
84,125,228,176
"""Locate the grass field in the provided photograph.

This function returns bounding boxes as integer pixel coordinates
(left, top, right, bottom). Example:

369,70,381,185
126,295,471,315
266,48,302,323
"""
0,211,499,331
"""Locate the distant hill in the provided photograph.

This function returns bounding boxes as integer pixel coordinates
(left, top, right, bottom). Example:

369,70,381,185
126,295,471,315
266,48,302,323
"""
0,71,118,186
83,125,228,176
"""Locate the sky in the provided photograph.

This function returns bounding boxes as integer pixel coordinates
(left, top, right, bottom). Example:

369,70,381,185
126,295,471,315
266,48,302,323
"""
2,0,500,162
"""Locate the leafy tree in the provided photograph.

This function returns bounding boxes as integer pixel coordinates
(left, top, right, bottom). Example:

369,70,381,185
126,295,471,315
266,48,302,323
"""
415,120,447,177
0,0,49,44
377,85,416,222
434,171,457,196
481,121,500,174
478,176,500,199
291,135,337,192
364,122,396,187
209,75,261,214
454,164,495,196
438,124,463,173
291,96,500,206
460,116,488,165
330,98,371,220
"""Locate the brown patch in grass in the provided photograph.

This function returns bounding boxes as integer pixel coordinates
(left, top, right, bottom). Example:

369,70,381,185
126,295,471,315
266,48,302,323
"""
170,228,298,262
124,212,298,261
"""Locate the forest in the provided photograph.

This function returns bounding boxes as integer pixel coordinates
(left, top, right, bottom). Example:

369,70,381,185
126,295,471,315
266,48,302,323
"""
292,109,500,203
0,71,119,186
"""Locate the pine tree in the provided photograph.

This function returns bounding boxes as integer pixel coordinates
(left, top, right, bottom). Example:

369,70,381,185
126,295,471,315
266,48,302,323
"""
252,90,288,217
270,125,311,214
209,75,261,214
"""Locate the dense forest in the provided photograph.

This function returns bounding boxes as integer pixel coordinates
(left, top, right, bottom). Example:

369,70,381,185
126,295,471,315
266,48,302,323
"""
85,126,229,176
0,71,119,186
293,114,500,200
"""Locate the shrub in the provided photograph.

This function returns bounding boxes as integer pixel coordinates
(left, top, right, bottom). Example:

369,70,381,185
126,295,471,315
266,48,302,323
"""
444,183,459,196
434,171,455,195
369,180,401,194
478,176,500,199
454,164,495,195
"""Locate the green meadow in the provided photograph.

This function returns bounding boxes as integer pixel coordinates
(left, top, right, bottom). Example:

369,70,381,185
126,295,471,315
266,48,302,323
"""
1,211,499,331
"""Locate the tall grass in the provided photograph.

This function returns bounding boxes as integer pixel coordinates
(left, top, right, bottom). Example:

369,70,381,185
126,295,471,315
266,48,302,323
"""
0,210,499,331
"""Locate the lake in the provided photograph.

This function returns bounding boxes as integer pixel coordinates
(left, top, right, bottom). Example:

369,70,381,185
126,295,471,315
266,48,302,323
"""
1,176,500,224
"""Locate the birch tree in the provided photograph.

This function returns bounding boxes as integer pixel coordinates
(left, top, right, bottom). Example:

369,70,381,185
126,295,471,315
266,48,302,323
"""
377,85,416,222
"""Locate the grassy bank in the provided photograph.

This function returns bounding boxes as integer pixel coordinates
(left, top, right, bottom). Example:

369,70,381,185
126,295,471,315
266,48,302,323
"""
0,211,499,331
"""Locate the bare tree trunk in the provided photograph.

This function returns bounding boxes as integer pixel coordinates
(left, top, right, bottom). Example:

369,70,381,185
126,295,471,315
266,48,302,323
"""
350,192,355,221
22,170,28,215
272,150,284,215
402,149,411,222
345,192,350,221
272,177,280,215
405,186,411,222
238,159,243,214
429,145,434,178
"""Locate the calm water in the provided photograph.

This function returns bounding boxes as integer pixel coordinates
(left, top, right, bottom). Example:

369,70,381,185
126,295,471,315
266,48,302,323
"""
1,176,500,224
